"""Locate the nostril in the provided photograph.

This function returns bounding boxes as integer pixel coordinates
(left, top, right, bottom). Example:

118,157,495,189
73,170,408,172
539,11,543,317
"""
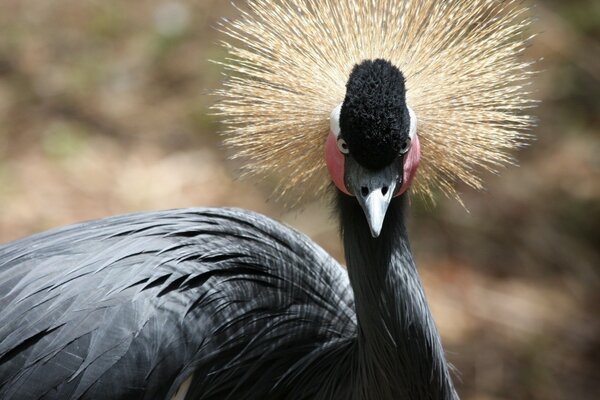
361,186,369,197
381,186,389,196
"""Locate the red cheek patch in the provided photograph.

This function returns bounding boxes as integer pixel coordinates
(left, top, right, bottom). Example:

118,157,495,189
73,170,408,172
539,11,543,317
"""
324,131,421,197
325,132,351,195
398,133,421,196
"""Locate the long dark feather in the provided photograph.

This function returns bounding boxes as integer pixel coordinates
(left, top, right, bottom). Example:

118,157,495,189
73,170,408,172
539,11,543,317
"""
0,208,356,400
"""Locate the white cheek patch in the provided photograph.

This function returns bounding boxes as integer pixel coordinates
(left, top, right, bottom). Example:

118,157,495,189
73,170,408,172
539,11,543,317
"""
407,105,418,140
330,103,342,138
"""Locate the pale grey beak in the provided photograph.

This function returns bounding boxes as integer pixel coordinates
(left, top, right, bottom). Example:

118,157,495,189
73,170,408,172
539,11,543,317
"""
344,158,401,238
356,185,395,237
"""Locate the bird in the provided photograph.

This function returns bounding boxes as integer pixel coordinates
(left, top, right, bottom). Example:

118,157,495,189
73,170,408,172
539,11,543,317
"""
0,0,534,399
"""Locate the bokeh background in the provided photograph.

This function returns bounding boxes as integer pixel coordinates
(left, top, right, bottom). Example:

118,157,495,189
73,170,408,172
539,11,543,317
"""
0,1,598,399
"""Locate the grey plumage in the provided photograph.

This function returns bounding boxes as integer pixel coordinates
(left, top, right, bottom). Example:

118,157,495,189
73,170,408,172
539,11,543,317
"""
0,198,457,399
0,208,358,399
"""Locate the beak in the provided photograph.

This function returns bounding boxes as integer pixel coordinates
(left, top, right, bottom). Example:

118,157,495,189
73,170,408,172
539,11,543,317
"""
356,185,395,238
344,158,401,238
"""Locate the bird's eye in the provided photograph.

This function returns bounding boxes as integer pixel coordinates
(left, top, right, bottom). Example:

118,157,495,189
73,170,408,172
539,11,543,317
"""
337,138,350,154
399,138,412,155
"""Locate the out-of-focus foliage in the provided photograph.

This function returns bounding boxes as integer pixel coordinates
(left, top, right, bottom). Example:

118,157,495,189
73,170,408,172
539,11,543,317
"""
0,1,598,399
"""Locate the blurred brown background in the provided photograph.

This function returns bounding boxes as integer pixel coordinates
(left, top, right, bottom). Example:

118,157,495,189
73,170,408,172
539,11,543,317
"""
0,1,598,399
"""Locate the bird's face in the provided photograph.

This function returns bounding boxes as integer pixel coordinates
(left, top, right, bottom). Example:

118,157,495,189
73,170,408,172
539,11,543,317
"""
325,59,420,238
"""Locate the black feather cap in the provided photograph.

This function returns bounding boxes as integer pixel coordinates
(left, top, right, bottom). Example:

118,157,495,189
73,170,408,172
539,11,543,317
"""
339,59,410,170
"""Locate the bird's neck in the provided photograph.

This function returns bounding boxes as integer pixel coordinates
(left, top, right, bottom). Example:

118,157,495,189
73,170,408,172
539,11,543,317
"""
338,193,457,400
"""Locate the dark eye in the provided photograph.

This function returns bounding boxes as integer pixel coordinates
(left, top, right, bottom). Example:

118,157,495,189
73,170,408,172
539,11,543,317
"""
399,138,411,155
337,138,350,154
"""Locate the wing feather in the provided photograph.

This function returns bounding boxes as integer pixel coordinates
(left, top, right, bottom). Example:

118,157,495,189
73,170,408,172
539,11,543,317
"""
0,208,356,399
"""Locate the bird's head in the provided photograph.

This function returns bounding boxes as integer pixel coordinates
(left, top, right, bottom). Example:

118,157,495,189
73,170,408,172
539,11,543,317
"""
326,59,419,237
214,0,535,236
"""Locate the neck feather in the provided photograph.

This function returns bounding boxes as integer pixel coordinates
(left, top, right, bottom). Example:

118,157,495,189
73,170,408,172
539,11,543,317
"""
337,193,457,400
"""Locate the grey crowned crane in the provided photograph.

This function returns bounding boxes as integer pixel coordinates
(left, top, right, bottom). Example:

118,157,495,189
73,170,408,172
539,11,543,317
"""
0,0,534,399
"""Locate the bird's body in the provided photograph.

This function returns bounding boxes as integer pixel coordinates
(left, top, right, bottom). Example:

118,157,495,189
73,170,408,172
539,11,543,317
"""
0,203,454,399
0,0,534,398
0,208,354,399
0,209,354,399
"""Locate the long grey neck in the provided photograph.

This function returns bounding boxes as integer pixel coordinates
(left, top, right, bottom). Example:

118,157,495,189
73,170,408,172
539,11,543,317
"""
338,193,457,400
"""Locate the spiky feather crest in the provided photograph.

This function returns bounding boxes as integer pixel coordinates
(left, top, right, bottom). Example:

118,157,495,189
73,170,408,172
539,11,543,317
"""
213,0,535,205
